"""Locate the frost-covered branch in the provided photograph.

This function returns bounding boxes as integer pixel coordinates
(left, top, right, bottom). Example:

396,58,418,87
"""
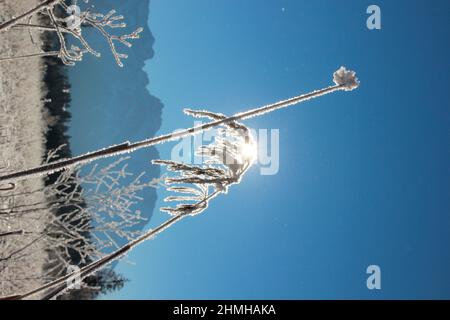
0,156,163,294
154,109,256,216
0,67,359,185
0,1,142,67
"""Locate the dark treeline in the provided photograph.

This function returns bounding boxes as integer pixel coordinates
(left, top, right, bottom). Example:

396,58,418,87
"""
40,28,127,300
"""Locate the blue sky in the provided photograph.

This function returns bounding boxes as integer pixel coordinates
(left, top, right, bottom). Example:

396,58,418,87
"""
69,0,450,299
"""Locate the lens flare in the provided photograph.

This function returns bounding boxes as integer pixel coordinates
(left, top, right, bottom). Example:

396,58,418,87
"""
240,141,258,162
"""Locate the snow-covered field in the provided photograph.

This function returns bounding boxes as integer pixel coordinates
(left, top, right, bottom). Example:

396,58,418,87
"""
0,0,49,298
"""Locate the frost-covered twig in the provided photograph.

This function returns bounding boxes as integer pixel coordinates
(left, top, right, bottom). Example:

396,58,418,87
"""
1,156,162,276
0,211,184,300
2,186,220,299
154,109,256,216
0,67,359,184
0,153,163,296
0,1,142,67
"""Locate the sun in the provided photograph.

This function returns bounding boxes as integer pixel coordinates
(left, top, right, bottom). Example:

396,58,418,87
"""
240,141,258,162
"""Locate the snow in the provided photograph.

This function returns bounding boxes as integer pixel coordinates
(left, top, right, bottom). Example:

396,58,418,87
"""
0,0,49,299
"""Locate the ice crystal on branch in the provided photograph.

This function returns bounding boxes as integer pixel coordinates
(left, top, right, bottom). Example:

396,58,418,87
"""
333,66,360,91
